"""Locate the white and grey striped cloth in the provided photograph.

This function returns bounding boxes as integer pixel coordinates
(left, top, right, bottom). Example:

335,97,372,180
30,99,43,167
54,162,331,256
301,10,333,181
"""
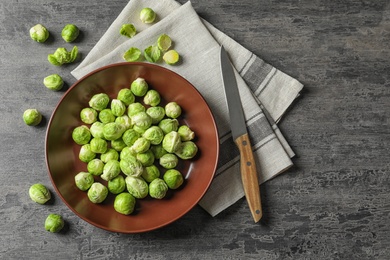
71,0,303,216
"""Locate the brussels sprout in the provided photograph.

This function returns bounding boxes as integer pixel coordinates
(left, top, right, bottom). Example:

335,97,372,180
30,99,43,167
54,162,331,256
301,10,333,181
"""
89,93,110,111
163,169,184,189
103,122,126,141
43,74,64,91
162,131,181,153
120,156,143,177
175,141,199,160
79,144,96,163
150,144,168,159
130,78,148,97
122,129,140,147
90,137,108,154
114,192,136,215
131,111,152,130
144,45,162,63
157,34,172,51
45,214,64,233
101,148,119,163
139,7,156,24
90,121,105,138
108,175,126,194
143,126,164,145
149,178,168,199
80,108,98,124
115,115,133,130
74,171,94,191
111,99,126,117
165,102,182,119
142,165,160,183
178,125,195,141
133,125,147,135
123,47,143,62
163,50,180,65
29,183,51,204
119,23,136,38
23,109,42,126
125,176,149,199
71,125,91,145
159,153,179,169
143,90,161,106
128,102,145,117
146,106,165,124
117,88,135,106
130,137,150,154
111,138,127,151
101,160,121,181
99,108,116,123
87,182,108,203
48,46,78,66
120,147,136,161
158,118,179,134
61,24,79,42
136,150,155,167
30,24,49,43
87,159,104,176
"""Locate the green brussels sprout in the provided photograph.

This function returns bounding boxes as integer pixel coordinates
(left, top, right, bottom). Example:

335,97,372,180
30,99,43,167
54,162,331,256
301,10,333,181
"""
120,156,143,177
133,125,147,135
128,102,145,117
30,24,49,43
149,178,168,199
159,153,179,169
71,125,91,145
74,171,94,191
43,74,64,91
61,24,79,42
142,165,160,183
48,46,78,66
157,34,172,51
111,138,127,152
111,99,126,117
80,108,98,124
99,108,116,124
114,192,136,215
130,137,150,154
89,93,110,111
90,137,108,154
125,176,149,199
158,118,179,134
163,50,180,65
90,121,105,138
143,89,161,106
143,126,164,145
130,78,148,97
103,122,126,141
29,183,51,204
163,169,184,189
101,160,121,181
150,144,168,159
139,7,156,24
146,106,165,124
108,175,126,194
136,150,155,167
115,115,133,130
175,141,198,160
101,148,119,163
79,144,96,163
178,125,195,141
45,214,64,233
131,111,152,130
87,182,108,203
120,24,136,38
162,131,181,153
87,159,104,176
120,147,136,161
144,45,162,63
122,129,140,147
165,102,182,119
117,88,135,106
23,108,42,126
123,47,143,62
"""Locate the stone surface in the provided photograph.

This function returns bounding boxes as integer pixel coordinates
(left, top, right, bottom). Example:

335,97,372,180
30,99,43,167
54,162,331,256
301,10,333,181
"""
0,0,389,259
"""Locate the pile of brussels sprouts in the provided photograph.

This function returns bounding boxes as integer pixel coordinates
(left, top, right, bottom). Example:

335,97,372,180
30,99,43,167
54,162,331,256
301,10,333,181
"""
71,77,198,215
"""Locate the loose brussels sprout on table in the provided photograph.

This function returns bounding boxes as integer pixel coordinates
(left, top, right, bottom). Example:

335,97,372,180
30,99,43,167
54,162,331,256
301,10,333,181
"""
139,7,156,24
43,74,64,91
61,24,79,42
30,24,49,43
120,24,137,38
123,47,143,62
23,108,42,126
29,183,51,204
48,46,78,66
45,214,64,233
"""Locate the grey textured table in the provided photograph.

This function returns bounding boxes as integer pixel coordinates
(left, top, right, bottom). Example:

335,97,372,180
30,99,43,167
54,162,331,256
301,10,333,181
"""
1,0,389,259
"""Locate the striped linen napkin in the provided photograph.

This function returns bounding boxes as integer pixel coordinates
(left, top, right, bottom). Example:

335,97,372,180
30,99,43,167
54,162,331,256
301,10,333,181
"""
71,0,303,216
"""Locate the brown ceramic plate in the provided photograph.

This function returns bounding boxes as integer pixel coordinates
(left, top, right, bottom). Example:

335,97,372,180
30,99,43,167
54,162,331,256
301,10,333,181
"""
45,62,219,233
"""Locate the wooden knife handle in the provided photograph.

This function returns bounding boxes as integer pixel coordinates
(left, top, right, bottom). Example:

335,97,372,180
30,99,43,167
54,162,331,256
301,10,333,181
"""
235,133,263,222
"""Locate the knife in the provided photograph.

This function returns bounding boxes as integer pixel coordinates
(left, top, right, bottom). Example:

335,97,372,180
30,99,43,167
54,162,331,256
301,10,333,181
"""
219,45,263,222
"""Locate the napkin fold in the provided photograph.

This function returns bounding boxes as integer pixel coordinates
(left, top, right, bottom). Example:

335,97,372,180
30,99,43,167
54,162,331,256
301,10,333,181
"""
72,0,303,217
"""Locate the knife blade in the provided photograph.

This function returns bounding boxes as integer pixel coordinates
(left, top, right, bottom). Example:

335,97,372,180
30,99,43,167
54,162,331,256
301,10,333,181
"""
219,45,262,222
